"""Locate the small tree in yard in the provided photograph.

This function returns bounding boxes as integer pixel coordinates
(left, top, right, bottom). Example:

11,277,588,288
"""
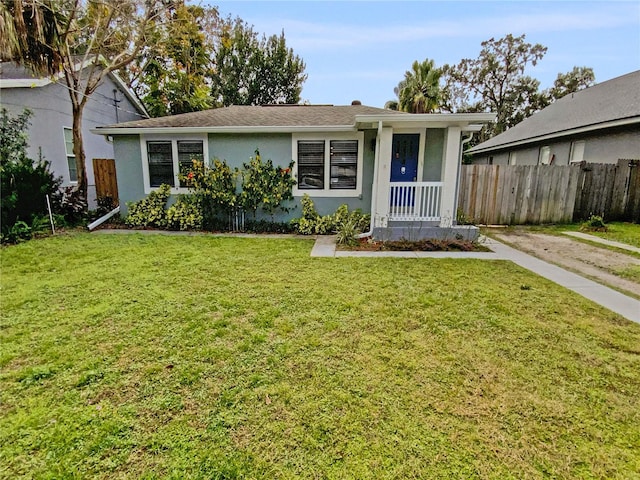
239,149,296,220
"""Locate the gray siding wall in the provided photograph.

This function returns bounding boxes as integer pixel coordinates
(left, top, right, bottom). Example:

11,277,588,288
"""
471,127,640,166
583,130,640,162
2,73,145,207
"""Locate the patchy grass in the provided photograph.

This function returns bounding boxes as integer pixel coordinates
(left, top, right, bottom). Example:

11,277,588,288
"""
1,232,639,479
584,222,640,249
485,222,640,258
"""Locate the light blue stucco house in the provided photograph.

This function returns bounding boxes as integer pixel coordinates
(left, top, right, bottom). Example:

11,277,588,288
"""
0,61,148,207
93,104,494,240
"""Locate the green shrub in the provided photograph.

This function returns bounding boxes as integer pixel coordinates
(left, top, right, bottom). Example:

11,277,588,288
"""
1,108,62,243
181,158,238,227
335,219,359,247
582,214,607,232
126,184,171,228
166,195,203,231
1,220,32,244
290,195,370,236
239,149,296,219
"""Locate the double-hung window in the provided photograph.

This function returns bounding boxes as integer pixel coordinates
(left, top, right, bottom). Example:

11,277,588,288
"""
63,127,77,183
142,136,206,192
293,133,363,197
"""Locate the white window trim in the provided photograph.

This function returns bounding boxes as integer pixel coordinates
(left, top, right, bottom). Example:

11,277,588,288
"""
140,134,209,194
508,151,517,165
569,140,585,163
538,145,551,165
63,126,78,184
292,131,365,197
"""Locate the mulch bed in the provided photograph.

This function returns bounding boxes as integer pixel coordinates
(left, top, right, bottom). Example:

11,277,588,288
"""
340,238,492,252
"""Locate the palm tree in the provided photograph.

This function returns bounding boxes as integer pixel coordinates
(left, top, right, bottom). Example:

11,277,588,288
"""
397,58,442,113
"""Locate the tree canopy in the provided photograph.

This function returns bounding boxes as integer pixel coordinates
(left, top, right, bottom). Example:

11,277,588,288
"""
439,34,596,142
210,18,307,107
1,0,168,203
126,3,216,117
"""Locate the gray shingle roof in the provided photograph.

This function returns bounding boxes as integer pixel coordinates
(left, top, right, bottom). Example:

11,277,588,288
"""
101,104,408,129
469,70,640,154
0,62,39,79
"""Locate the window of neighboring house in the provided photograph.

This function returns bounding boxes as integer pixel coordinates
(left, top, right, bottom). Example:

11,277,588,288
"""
63,127,77,182
508,152,517,165
145,139,205,189
329,140,358,189
538,146,551,165
297,140,325,189
570,140,585,163
488,156,494,165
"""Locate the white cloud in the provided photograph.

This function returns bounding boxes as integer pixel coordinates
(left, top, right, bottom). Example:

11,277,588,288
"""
251,7,637,53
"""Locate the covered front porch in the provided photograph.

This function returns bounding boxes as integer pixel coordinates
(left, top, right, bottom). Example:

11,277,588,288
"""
355,112,495,241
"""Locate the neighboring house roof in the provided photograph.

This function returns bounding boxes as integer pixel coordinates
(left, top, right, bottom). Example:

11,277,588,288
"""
0,61,148,119
469,70,640,155
93,104,495,134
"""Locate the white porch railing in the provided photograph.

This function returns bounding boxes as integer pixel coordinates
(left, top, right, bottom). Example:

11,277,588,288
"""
389,182,443,221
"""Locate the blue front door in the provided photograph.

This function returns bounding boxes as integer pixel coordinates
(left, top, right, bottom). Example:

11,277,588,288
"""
390,134,419,207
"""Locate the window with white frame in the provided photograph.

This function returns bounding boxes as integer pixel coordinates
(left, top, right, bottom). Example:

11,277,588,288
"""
330,140,358,189
63,127,77,182
293,133,363,197
297,140,325,189
508,152,517,165
142,137,205,191
569,141,585,163
538,146,551,165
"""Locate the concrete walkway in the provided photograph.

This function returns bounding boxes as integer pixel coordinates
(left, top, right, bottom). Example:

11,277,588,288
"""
312,236,640,324
563,231,640,254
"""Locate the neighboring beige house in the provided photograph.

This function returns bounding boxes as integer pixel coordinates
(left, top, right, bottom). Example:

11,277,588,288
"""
0,61,148,207
468,70,640,166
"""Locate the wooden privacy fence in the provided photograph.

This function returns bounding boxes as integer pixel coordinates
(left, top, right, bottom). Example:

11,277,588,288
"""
457,159,640,225
92,158,119,205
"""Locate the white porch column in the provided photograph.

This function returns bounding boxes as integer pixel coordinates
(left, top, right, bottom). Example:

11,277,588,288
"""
373,127,394,228
439,126,462,227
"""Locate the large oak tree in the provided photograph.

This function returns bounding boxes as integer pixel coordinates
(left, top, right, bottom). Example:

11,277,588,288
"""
1,0,169,203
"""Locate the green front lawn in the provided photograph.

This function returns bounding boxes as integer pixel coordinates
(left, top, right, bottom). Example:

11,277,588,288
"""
1,233,639,479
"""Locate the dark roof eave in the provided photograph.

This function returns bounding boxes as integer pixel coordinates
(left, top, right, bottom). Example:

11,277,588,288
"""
469,116,640,155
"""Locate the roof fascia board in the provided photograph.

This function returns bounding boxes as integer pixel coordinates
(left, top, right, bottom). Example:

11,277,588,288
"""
0,58,91,88
470,117,640,154
91,125,358,135
355,112,496,126
0,78,52,88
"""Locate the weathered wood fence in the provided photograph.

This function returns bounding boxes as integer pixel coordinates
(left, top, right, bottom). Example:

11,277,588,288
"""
92,158,119,205
457,159,640,225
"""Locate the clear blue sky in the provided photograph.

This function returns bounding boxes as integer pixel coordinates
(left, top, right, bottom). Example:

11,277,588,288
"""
210,1,640,108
